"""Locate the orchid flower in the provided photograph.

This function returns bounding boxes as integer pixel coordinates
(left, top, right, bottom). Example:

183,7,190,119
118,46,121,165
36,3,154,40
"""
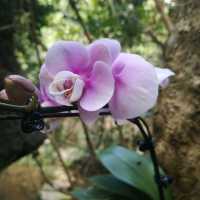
109,53,175,120
39,39,174,124
39,39,120,123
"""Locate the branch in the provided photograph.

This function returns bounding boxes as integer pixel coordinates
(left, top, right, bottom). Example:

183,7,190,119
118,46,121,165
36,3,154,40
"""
0,24,14,32
33,154,70,195
153,0,174,33
68,0,92,42
29,0,46,65
145,29,165,49
81,121,96,159
49,136,74,187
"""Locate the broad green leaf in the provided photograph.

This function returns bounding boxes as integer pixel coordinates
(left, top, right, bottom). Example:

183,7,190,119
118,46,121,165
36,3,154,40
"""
72,186,129,200
90,174,151,200
98,145,173,200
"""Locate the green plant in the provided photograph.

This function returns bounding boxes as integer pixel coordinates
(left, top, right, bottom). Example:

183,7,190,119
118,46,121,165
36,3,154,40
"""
72,146,173,200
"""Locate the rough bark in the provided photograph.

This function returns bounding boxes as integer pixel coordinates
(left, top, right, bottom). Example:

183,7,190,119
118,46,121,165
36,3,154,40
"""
0,1,46,171
154,1,200,199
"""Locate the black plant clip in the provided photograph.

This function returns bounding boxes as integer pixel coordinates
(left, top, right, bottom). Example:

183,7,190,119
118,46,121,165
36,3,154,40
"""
21,112,44,133
158,175,173,188
137,137,155,152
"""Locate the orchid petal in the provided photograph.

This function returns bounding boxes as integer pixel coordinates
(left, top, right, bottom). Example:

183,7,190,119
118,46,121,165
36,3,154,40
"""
88,41,112,67
80,61,114,111
79,105,99,125
50,94,72,106
110,53,159,120
69,79,85,102
45,41,89,75
93,38,121,62
155,67,175,88
39,64,54,102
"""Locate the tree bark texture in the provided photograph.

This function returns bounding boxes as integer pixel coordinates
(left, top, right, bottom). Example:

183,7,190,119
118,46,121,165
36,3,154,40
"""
0,1,46,171
154,1,200,199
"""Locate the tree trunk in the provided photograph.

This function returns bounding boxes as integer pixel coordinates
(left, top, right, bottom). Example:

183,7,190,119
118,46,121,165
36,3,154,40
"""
154,1,200,199
0,1,46,171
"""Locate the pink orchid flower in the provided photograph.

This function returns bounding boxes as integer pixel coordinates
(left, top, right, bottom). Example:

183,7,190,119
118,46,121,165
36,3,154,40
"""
39,38,174,124
109,53,175,120
39,39,120,122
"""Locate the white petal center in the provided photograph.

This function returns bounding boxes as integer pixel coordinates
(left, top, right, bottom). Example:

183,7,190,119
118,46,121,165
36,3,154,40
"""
48,71,85,105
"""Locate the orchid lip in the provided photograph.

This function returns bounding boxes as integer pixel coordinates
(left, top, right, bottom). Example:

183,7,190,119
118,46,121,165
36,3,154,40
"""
48,71,85,105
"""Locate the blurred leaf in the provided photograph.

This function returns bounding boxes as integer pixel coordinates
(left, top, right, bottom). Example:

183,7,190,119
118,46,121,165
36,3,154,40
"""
90,174,151,200
72,186,128,200
98,145,173,200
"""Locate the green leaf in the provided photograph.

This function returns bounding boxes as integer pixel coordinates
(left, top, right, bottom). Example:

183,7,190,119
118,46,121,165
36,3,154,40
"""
98,145,173,200
72,186,129,200
90,174,151,200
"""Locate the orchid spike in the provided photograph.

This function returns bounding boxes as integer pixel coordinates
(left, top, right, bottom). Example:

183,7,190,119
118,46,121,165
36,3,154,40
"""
39,38,174,124
39,39,119,123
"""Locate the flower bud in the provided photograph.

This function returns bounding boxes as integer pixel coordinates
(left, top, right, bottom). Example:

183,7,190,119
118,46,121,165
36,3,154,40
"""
4,75,39,105
0,89,8,101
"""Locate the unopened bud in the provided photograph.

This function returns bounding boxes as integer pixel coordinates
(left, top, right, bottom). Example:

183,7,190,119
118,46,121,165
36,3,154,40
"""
0,89,8,101
4,75,39,105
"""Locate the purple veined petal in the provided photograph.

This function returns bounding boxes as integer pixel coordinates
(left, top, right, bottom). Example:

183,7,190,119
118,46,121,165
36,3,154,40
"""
39,64,54,89
155,67,175,88
109,53,159,120
88,38,121,66
45,41,89,75
53,70,78,80
39,64,54,102
87,41,112,67
95,38,121,61
69,78,85,102
79,105,99,125
80,61,115,111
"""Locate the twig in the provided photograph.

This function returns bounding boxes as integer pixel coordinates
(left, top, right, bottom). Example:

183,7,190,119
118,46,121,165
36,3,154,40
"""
95,118,105,148
49,136,74,187
116,124,124,144
81,121,96,159
0,24,14,31
145,29,165,49
33,154,70,196
68,0,92,42
29,0,42,66
153,0,174,33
